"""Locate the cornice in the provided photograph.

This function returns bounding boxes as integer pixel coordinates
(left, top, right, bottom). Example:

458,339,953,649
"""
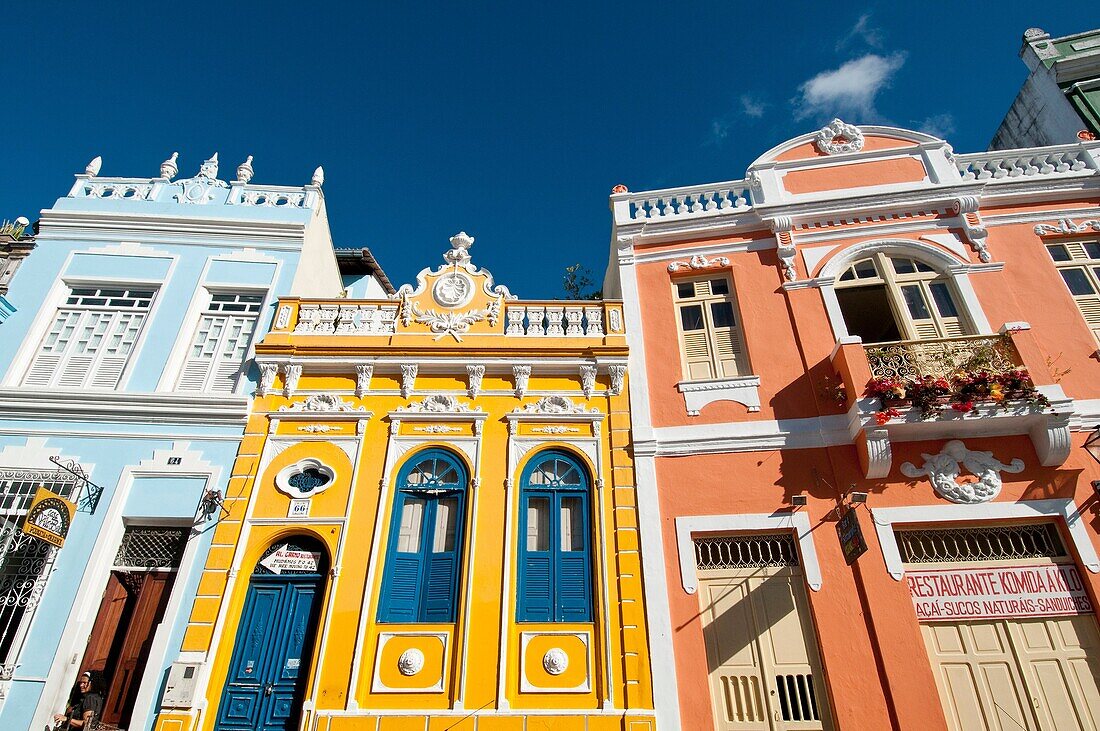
36,209,309,248
0,388,249,426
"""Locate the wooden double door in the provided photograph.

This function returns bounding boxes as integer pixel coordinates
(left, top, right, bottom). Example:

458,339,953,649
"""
81,569,176,728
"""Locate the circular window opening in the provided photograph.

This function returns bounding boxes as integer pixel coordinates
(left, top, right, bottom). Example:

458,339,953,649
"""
275,458,337,499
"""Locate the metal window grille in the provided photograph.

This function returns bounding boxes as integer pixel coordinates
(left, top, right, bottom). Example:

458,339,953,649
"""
0,469,79,517
0,472,78,673
113,526,189,570
896,523,1066,564
694,534,799,570
775,673,822,722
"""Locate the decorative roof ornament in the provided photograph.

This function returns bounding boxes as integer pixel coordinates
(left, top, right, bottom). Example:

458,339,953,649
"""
236,155,254,184
814,118,865,155
198,153,220,180
160,152,179,181
445,232,474,266
85,156,102,177
611,184,628,194
174,152,228,204
311,166,325,187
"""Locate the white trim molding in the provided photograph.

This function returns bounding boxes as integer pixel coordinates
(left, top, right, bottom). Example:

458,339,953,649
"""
870,499,1100,581
677,375,762,415
674,512,822,594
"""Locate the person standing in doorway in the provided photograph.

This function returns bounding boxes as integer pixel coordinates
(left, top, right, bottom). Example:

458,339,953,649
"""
51,671,103,730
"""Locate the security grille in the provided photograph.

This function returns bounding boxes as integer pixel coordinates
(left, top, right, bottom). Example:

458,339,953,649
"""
694,534,799,570
776,673,822,723
113,526,189,570
0,469,79,517
897,523,1066,564
0,471,78,673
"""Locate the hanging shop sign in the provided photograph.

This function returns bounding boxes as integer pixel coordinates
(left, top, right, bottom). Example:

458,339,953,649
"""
907,564,1093,621
22,487,77,548
835,507,867,565
259,545,322,575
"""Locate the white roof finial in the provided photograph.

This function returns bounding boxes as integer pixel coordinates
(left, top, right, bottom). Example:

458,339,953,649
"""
160,152,179,180
311,166,325,187
85,156,102,177
237,155,254,184
198,153,220,180
445,231,474,265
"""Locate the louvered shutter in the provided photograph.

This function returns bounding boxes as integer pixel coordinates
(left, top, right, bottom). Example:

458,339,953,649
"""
23,353,61,386
378,494,426,622
683,330,715,380
1061,245,1100,342
179,312,256,392
519,494,554,621
556,493,592,621
422,497,462,622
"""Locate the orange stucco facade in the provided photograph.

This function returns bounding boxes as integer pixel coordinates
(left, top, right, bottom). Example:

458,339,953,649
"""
613,122,1100,730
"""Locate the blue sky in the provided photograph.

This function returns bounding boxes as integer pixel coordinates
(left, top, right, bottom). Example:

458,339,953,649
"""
2,3,1098,298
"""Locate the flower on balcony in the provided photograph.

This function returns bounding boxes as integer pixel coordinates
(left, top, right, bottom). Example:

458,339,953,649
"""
874,407,902,425
866,367,1049,421
866,376,906,401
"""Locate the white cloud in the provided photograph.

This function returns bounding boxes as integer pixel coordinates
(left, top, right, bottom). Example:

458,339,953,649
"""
739,94,766,118
837,13,884,51
710,119,731,143
793,52,907,121
916,113,956,139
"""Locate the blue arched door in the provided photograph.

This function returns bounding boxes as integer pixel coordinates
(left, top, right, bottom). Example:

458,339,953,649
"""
215,536,327,731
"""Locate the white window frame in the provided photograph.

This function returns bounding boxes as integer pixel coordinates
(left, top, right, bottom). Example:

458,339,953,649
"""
174,289,266,393
813,239,994,342
1043,237,1100,343
20,280,160,390
870,499,1100,581
675,512,823,594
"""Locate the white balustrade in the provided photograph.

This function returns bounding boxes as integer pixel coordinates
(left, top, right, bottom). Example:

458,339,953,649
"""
626,183,751,222
292,303,398,334
956,144,1099,181
78,181,155,200
236,188,308,207
504,305,608,336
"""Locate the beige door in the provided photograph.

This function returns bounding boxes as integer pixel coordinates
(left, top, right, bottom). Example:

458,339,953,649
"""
700,568,832,731
923,615,1100,730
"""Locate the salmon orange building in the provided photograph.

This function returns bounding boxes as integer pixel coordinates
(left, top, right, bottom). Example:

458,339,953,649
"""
607,119,1100,730
152,233,654,731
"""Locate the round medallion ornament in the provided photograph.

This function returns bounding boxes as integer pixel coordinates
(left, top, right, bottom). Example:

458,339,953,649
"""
432,272,474,308
542,648,568,676
397,648,425,676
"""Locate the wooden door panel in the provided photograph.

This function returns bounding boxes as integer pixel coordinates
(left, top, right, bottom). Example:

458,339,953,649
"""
81,573,129,674
103,572,174,727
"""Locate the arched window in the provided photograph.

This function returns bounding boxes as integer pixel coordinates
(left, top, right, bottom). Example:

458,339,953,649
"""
517,451,593,622
834,253,971,343
378,449,467,623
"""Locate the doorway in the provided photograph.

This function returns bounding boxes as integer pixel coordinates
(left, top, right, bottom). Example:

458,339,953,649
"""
80,525,190,728
215,536,328,731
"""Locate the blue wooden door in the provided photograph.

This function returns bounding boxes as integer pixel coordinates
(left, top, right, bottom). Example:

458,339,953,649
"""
216,574,323,731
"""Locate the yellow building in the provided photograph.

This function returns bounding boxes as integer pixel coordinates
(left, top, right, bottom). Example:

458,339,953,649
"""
153,233,654,731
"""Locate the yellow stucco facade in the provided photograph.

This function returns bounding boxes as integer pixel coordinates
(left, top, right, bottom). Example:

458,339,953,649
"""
153,234,655,731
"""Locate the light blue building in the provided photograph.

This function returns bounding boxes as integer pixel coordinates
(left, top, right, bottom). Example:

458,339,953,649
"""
0,153,387,731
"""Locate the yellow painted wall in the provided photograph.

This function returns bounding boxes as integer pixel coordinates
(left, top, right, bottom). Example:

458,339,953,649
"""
152,263,653,730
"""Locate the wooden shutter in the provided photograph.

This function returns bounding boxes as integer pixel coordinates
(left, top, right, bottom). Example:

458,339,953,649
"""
683,330,716,379
422,496,462,622
179,313,255,393
378,495,426,622
23,300,148,389
519,493,554,622
556,493,592,621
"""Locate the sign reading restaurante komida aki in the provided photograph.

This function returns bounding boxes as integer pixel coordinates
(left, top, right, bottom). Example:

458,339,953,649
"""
907,564,1093,621
21,487,76,549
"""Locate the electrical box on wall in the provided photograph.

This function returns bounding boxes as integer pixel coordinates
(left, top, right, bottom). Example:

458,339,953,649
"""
161,662,201,707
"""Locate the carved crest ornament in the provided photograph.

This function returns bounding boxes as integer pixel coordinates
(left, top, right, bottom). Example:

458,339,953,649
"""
814,118,865,155
900,440,1025,504
394,232,515,341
